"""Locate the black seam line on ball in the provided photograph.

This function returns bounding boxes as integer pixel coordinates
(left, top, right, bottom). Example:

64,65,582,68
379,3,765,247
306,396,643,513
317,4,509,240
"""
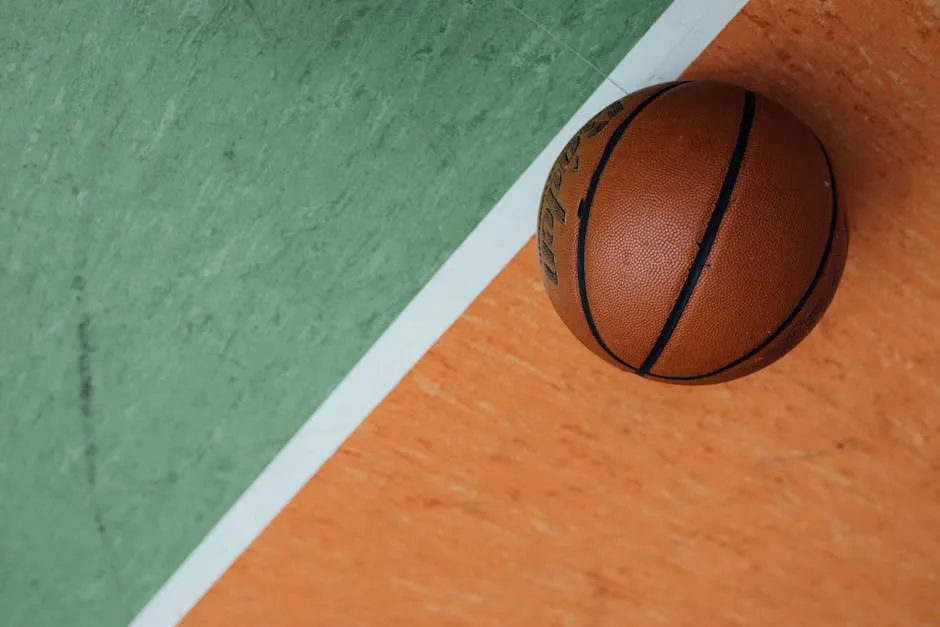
637,90,756,377
576,81,688,372
652,134,840,381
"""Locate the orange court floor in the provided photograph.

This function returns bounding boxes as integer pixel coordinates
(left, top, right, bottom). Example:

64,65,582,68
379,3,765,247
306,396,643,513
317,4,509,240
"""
183,0,940,625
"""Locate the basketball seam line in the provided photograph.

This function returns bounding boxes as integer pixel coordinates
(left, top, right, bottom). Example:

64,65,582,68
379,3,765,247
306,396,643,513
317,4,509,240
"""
637,90,757,376
650,135,840,381
575,81,688,372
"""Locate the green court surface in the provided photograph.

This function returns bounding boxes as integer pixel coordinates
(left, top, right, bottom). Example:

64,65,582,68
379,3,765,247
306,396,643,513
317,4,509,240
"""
0,0,669,624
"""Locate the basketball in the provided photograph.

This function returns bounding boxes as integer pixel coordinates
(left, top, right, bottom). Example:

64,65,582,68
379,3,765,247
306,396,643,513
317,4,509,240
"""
537,81,849,384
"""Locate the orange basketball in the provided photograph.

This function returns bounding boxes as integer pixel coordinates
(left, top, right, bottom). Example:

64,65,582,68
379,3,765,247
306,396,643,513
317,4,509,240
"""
537,81,849,384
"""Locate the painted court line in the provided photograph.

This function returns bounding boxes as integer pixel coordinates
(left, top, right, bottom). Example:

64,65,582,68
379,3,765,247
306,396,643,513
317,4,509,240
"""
130,0,748,624
608,0,748,90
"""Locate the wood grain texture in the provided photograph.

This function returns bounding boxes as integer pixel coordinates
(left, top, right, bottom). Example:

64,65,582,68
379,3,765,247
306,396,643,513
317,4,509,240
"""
185,0,940,625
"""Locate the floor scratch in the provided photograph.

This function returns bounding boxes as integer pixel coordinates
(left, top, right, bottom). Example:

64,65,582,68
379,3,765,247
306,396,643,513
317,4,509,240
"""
72,272,127,606
72,275,110,540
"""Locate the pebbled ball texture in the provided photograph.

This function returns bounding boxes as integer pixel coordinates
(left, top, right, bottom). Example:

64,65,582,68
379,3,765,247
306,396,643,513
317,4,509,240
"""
536,81,849,385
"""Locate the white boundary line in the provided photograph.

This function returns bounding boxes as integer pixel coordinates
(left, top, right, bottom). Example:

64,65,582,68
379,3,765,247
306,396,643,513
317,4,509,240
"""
130,1,747,624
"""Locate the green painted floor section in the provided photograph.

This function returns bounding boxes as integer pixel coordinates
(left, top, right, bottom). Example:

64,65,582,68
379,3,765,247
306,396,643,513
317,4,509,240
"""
0,0,670,624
